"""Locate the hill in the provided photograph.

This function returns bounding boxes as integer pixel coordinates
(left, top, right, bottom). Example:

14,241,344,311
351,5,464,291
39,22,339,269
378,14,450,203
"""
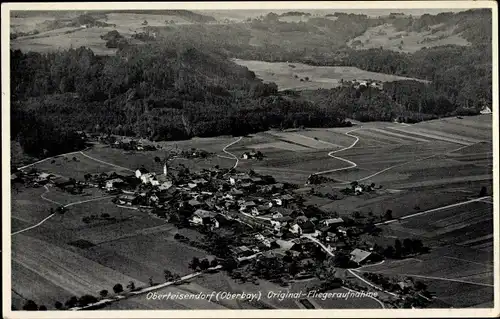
10,45,349,158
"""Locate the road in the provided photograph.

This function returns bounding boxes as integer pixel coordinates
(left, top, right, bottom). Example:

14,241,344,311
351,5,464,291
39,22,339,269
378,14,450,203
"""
348,269,399,297
11,185,114,236
73,266,223,310
222,136,243,169
375,196,493,226
312,128,362,176
79,151,134,172
301,234,334,257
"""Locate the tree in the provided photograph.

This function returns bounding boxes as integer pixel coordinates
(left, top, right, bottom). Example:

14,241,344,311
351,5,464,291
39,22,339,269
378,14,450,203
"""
415,280,427,291
149,277,154,286
38,305,47,310
54,301,63,310
113,283,123,294
394,239,402,258
127,281,136,291
403,238,414,255
22,300,38,311
189,257,200,270
99,289,108,298
164,269,173,281
199,258,210,270
78,295,98,307
384,209,393,220
479,186,487,197
383,245,395,258
210,259,219,268
64,296,78,308
154,156,161,163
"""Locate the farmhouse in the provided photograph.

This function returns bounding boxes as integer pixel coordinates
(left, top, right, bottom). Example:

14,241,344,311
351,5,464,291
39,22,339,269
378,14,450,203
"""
135,168,149,178
350,248,372,265
117,194,140,206
321,218,344,226
190,209,219,228
106,178,124,190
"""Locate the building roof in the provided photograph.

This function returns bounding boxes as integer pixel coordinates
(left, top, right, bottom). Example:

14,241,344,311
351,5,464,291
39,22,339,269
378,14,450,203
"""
193,209,215,219
118,194,137,200
350,248,372,264
188,199,202,206
324,218,344,224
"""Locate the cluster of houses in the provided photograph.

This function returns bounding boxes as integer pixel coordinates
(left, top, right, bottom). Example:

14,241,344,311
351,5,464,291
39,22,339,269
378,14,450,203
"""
13,148,384,275
342,79,384,90
241,150,264,160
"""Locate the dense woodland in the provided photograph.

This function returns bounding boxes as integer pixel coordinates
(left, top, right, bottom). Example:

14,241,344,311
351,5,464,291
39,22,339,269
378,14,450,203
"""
10,9,492,158
10,46,349,157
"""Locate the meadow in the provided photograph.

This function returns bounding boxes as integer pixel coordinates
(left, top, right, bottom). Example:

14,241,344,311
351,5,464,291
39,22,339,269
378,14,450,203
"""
348,23,470,53
232,59,428,91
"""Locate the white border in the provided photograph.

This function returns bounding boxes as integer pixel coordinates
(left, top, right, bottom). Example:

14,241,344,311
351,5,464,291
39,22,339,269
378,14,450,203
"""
2,1,499,318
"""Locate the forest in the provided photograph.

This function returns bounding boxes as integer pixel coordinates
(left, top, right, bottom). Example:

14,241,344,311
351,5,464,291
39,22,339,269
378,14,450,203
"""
10,9,492,158
10,45,349,158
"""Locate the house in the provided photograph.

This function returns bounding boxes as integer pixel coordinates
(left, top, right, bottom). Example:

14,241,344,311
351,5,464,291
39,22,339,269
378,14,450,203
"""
140,172,156,184
106,178,124,190
135,168,149,178
229,245,255,259
290,223,302,235
272,198,283,206
117,194,139,206
239,201,256,211
188,199,203,207
321,218,344,226
190,209,219,228
480,106,492,114
350,248,372,265
301,220,316,234
34,172,53,183
354,185,363,194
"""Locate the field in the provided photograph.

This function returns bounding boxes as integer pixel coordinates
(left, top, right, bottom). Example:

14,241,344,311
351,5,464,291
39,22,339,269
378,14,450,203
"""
356,201,494,308
232,59,428,91
10,114,493,309
348,23,470,53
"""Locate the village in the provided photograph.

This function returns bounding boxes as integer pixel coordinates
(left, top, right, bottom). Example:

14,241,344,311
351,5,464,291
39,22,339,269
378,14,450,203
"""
11,143,432,308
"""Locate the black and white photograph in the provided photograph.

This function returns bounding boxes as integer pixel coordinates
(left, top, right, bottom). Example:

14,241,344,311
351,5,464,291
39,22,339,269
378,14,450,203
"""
2,1,498,318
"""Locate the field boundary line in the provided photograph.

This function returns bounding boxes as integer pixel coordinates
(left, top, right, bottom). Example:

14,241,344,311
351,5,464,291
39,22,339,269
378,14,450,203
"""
360,271,494,287
292,132,344,148
17,148,93,170
375,196,492,226
79,151,134,172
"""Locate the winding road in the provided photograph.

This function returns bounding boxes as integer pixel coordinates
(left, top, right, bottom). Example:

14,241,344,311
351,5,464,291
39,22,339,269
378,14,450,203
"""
312,128,362,176
222,136,243,169
12,185,115,236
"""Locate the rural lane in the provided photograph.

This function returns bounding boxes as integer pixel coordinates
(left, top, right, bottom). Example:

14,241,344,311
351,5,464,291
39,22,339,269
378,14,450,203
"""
312,128,362,176
73,265,224,311
11,185,114,236
222,136,243,169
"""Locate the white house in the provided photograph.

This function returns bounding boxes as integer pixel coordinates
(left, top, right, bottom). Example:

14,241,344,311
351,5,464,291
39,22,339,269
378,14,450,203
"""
480,106,492,114
272,198,283,206
135,168,149,179
290,223,302,235
321,218,344,226
106,178,124,190
140,173,156,184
